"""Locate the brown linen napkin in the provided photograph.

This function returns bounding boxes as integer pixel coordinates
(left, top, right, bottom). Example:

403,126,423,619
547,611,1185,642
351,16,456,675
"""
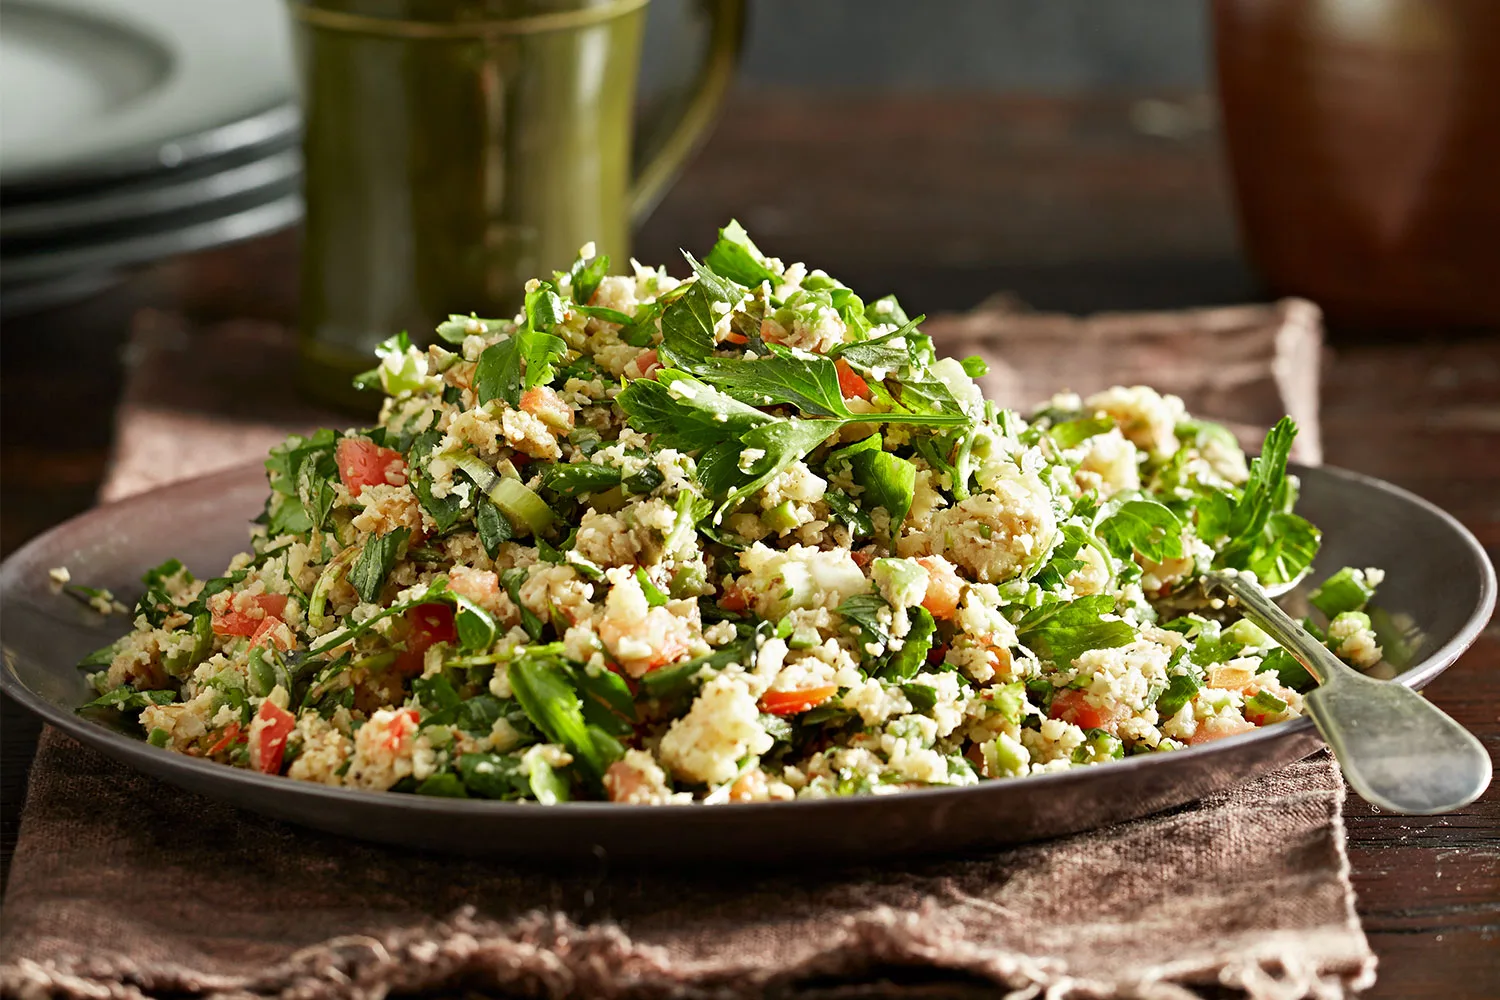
3,732,1371,1000
2,299,1375,999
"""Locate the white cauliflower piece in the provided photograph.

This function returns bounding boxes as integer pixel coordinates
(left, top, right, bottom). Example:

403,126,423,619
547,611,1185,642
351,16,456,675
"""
658,672,774,785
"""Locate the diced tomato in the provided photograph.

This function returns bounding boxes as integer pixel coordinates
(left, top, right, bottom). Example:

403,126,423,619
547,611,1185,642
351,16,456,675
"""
249,700,297,774
213,593,290,638
207,722,242,756
915,555,963,620
718,584,750,613
382,708,421,752
395,603,457,675
335,437,406,497
834,358,872,400
722,331,748,345
759,685,839,716
927,642,949,666
1048,689,1111,732
249,616,294,652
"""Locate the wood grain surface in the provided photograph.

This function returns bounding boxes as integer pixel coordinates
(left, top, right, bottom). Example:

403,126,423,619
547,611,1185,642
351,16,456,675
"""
2,93,1495,999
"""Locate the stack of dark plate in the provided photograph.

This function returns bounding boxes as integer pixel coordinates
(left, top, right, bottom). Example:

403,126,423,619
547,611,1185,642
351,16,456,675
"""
0,0,301,318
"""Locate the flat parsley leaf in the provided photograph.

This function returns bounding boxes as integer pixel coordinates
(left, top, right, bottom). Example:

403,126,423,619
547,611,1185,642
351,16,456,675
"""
703,219,777,287
1096,499,1185,564
617,370,772,451
659,253,746,366
1016,595,1135,667
349,527,410,603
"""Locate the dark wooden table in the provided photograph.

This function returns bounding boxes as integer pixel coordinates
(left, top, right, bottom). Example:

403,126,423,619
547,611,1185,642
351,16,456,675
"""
2,93,1495,998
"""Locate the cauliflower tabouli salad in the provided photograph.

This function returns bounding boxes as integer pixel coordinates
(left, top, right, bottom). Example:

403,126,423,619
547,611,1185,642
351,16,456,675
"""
64,223,1392,804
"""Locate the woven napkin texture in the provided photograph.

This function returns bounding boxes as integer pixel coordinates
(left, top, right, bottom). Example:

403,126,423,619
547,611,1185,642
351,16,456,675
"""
2,300,1376,1000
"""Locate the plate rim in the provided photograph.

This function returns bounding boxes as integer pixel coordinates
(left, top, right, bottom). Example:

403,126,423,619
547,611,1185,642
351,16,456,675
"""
0,0,295,187
1,144,301,239
2,459,1494,823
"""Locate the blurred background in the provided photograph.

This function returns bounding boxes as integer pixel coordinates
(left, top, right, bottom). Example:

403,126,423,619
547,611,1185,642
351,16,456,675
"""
2,0,1497,545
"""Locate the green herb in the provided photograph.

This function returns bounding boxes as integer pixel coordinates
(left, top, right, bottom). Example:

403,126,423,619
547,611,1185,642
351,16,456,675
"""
1155,672,1200,716
658,254,746,366
1015,595,1135,667
542,462,624,498
501,568,546,642
348,527,410,603
961,356,989,378
409,430,465,534
451,592,496,652
458,752,529,800
1309,567,1376,619
1262,646,1315,692
703,219,776,287
635,568,670,607
508,657,613,779
1096,499,1185,564
474,495,511,559
617,371,772,451
1049,416,1114,449
900,682,939,713
563,249,610,305
415,773,470,798
79,686,176,712
881,607,936,681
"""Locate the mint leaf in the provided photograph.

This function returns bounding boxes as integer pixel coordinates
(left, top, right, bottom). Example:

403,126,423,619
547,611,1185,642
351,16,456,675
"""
829,315,923,372
1155,672,1199,716
703,219,776,286
349,527,410,603
827,434,915,539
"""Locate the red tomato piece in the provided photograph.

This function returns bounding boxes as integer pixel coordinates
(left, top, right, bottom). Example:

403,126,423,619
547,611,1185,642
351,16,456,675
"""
207,722,242,756
249,616,294,652
759,685,839,716
250,700,297,774
718,584,750,613
213,594,291,638
395,603,457,675
722,331,748,345
382,708,421,752
1048,689,1109,732
834,358,872,400
335,437,406,497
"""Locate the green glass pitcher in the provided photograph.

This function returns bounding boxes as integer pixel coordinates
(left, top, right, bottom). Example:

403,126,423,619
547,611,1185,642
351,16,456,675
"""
288,0,745,409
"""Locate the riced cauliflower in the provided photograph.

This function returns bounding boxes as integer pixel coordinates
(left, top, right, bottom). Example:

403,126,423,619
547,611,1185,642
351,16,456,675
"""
65,222,1384,805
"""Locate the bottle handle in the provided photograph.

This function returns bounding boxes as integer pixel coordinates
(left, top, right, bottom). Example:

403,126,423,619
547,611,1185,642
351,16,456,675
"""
629,0,746,223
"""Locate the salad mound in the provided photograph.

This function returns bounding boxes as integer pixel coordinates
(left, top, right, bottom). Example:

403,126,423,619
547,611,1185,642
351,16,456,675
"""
70,222,1389,804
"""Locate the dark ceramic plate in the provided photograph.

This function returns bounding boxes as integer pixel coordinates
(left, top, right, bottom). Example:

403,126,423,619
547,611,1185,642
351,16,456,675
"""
1,462,1492,863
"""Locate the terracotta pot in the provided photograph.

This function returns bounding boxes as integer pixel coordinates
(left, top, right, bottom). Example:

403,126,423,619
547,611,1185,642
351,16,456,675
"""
1214,0,1500,330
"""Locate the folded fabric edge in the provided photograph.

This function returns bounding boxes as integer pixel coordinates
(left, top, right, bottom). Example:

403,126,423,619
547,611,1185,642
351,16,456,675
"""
0,893,1377,1000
